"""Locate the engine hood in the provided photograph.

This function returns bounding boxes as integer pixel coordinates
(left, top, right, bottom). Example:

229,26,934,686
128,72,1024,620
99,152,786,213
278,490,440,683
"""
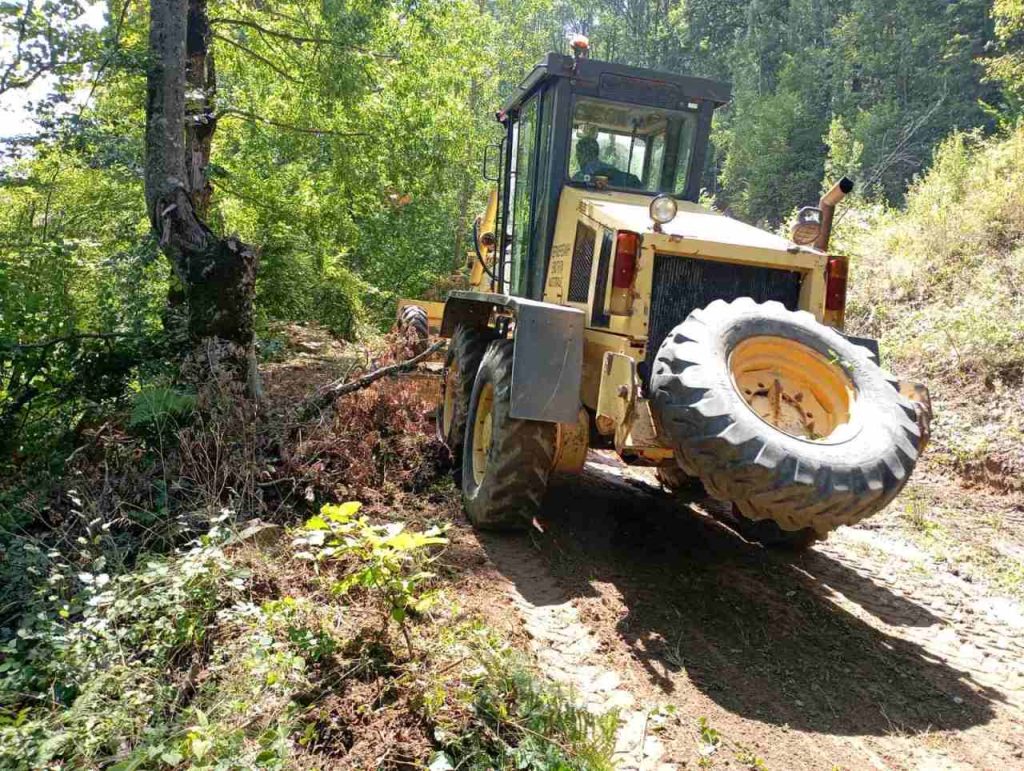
575,192,822,264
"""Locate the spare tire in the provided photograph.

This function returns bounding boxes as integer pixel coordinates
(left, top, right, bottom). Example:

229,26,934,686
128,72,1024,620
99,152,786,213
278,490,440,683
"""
650,298,925,537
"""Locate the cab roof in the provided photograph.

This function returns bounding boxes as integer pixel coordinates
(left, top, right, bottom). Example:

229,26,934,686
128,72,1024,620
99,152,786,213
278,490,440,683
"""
501,53,732,116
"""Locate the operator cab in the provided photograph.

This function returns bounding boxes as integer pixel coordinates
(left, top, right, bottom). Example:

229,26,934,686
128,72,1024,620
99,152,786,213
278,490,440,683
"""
490,51,730,299
570,97,698,195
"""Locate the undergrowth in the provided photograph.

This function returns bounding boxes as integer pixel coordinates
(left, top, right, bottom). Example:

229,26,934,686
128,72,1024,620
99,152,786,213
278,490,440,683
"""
0,332,615,769
0,506,617,769
839,124,1024,486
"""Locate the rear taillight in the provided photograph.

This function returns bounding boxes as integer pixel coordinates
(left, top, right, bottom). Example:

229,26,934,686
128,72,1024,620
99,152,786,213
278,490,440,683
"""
609,231,640,316
824,255,848,328
612,232,640,289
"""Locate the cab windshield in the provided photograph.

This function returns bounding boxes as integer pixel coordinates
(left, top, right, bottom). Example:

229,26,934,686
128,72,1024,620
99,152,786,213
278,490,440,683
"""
569,97,698,196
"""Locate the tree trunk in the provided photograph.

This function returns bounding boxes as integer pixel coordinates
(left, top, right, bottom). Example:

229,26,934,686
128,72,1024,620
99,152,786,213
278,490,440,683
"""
145,0,260,400
185,0,216,219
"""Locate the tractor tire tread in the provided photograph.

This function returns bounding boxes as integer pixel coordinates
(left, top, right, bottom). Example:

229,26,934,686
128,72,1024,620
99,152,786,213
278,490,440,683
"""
438,325,497,457
462,340,556,530
398,304,430,355
650,298,925,537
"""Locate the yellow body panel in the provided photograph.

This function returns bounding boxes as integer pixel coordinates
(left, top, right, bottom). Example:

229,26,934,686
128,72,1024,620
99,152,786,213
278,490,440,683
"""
544,187,829,338
595,352,637,436
541,186,834,457
468,189,500,290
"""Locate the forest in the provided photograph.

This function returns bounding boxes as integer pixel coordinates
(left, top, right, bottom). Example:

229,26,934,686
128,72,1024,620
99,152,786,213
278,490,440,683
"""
0,0,1018,457
2,0,1024,769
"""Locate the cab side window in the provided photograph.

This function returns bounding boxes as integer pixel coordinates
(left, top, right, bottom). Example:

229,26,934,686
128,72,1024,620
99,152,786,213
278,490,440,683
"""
509,97,538,296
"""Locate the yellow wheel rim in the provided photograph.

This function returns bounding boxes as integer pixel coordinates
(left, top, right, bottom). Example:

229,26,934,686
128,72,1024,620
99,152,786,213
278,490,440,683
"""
729,336,854,442
471,382,495,485
442,361,458,439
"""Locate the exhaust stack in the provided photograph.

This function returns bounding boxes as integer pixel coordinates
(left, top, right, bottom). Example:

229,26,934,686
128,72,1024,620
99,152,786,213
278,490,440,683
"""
814,177,854,252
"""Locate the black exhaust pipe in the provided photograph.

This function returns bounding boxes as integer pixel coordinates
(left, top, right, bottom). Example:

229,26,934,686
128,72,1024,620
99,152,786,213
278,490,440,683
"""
814,177,854,252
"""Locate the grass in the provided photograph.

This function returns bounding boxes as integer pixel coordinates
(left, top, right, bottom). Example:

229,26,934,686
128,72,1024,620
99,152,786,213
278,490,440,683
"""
837,124,1024,487
879,480,1024,601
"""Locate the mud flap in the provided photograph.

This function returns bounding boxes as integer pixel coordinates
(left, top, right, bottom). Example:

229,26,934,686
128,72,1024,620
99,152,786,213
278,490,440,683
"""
509,300,584,423
440,291,584,424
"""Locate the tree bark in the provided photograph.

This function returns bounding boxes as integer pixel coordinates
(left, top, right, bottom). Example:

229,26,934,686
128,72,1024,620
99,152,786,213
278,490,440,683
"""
145,0,260,400
185,0,216,218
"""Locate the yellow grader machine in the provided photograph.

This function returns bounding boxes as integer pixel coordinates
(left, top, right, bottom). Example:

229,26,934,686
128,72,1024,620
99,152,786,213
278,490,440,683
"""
399,42,930,548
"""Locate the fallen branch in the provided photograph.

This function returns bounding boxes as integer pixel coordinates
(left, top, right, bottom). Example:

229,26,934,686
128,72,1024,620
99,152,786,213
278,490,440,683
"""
301,340,444,418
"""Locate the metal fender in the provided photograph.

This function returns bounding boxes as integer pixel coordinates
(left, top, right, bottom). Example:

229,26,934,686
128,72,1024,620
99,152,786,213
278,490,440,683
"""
441,291,584,424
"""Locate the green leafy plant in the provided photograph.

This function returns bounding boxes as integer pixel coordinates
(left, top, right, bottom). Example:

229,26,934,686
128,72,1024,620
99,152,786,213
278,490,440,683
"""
433,633,619,771
293,502,448,654
697,716,722,768
129,385,197,430
0,534,244,768
735,745,770,770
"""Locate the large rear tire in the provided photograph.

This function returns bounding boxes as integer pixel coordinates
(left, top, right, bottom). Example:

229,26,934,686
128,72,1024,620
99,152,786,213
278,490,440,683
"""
724,506,819,551
656,463,705,498
650,298,925,537
437,325,497,459
659,462,817,549
462,340,556,530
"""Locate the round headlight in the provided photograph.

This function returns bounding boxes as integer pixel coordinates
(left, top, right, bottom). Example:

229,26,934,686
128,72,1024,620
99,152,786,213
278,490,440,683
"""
650,195,678,225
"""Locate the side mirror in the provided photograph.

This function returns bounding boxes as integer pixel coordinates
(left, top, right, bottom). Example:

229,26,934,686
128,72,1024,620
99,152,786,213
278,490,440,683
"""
482,140,503,182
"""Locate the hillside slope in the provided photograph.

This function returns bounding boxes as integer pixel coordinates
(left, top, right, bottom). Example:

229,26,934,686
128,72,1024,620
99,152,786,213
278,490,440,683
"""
840,126,1024,491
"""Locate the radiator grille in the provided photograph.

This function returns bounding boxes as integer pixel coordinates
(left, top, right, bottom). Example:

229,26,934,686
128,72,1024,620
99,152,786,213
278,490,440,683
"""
644,254,803,387
568,223,596,303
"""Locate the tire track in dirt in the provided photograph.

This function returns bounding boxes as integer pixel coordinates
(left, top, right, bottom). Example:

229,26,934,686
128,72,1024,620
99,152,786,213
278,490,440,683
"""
479,533,674,770
474,451,1024,769
811,527,1024,711
687,494,1024,715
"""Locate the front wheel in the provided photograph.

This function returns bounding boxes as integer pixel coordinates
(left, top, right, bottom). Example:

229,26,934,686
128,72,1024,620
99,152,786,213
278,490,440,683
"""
396,304,429,356
462,340,556,530
437,325,497,459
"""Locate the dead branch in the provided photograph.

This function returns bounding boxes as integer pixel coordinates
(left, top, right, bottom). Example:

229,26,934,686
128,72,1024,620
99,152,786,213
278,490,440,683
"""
302,340,444,418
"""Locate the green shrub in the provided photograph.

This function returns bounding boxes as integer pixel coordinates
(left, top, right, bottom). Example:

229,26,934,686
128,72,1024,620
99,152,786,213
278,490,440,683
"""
293,501,449,655
129,385,197,430
841,125,1024,382
0,533,243,768
431,633,619,771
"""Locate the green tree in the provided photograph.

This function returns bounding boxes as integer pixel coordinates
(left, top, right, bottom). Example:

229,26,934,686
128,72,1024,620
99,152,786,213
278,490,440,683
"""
989,0,1024,113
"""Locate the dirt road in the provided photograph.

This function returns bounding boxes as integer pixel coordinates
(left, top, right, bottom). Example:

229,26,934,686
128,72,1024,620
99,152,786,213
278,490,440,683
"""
467,452,1024,770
